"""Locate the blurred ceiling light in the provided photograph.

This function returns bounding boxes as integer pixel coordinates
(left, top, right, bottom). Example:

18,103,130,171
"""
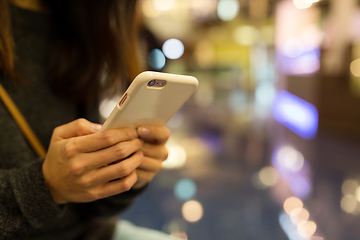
290,208,309,225
217,0,240,21
350,59,360,77
341,195,358,214
284,197,303,215
259,166,279,187
297,221,317,239
148,49,166,70
182,200,204,222
174,178,197,201
163,145,187,169
162,38,185,60
233,26,259,46
293,0,312,9
152,0,176,11
273,90,318,139
342,179,358,196
141,0,161,18
277,146,305,172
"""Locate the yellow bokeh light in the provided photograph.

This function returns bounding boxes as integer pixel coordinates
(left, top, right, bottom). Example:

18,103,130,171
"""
297,221,317,239
341,195,358,214
163,145,187,169
152,0,176,11
284,197,303,215
182,200,204,222
350,59,360,77
290,208,310,225
293,0,312,9
342,179,358,195
259,166,279,187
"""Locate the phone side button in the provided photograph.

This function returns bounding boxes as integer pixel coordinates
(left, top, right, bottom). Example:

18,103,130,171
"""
119,93,128,107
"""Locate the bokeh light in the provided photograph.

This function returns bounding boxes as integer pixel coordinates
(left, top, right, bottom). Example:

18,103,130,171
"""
217,0,240,21
152,0,176,11
258,166,279,187
293,0,312,9
290,208,310,225
148,49,166,70
350,59,360,77
341,195,358,214
297,221,317,238
182,200,204,222
342,179,358,196
163,145,187,169
276,146,305,172
162,39,185,60
233,26,259,46
284,197,303,215
174,178,197,201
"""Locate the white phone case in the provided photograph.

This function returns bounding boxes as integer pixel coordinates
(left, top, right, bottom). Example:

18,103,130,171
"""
101,71,199,130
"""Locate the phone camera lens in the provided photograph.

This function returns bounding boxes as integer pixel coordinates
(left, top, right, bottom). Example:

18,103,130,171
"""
148,80,156,86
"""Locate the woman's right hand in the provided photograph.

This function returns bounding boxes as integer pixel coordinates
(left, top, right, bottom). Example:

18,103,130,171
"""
42,119,144,204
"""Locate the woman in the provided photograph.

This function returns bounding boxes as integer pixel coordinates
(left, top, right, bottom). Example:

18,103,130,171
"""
0,0,171,239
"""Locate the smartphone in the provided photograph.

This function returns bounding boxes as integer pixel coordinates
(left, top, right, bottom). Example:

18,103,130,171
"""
100,71,199,131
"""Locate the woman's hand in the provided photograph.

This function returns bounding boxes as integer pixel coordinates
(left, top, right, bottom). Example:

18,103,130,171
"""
132,126,170,189
42,119,144,204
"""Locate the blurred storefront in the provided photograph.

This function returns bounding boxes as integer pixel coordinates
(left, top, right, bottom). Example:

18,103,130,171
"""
116,0,360,239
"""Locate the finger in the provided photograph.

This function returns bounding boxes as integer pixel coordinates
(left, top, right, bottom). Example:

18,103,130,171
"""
137,126,170,144
141,143,168,160
137,156,164,172
91,151,144,184
82,139,143,169
132,169,156,189
98,171,138,198
68,128,138,154
52,119,102,141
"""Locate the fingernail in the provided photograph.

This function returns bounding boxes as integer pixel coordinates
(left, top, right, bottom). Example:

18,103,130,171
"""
92,124,102,132
138,127,150,136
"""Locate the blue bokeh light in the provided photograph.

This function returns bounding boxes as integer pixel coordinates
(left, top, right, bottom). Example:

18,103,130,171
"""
174,178,197,201
148,48,166,70
272,90,318,139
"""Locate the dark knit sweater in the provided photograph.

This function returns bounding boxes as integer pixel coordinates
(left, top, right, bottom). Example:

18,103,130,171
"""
0,6,144,240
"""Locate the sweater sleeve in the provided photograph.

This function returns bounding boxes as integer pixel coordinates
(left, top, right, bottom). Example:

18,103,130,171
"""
0,158,66,239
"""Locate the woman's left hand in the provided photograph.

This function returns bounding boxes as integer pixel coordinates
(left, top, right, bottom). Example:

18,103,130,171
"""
132,126,170,189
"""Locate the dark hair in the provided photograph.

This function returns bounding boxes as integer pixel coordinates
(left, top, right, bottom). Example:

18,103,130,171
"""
0,0,142,101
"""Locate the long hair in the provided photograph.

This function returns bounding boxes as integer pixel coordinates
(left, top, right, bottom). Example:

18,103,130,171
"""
0,0,142,102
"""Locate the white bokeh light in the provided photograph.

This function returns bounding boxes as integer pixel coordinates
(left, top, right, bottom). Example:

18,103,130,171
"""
162,39,185,60
217,0,240,21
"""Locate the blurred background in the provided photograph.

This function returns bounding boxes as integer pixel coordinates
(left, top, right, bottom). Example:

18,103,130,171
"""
107,0,360,239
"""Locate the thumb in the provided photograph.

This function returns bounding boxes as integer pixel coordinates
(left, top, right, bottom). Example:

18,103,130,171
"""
52,118,102,141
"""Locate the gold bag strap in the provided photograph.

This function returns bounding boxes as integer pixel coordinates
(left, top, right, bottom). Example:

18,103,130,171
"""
0,83,46,158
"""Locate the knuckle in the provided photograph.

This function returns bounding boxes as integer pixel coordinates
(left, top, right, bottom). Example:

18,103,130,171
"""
87,189,102,201
118,162,131,176
121,177,135,192
101,131,116,146
63,140,77,158
114,144,127,159
76,118,88,129
68,162,84,176
77,176,92,188
164,128,171,140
